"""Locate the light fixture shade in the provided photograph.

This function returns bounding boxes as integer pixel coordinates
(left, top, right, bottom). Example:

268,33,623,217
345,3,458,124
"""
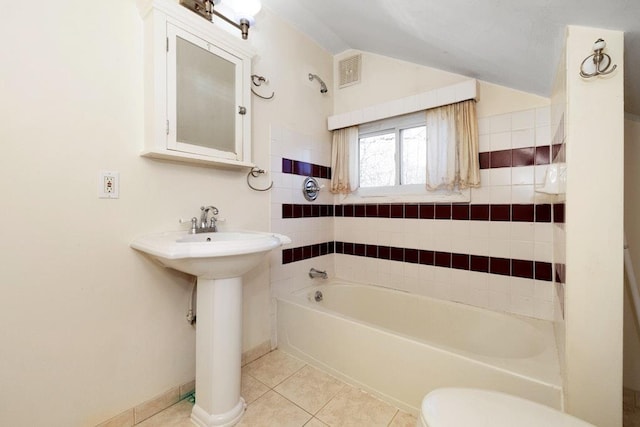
224,0,262,24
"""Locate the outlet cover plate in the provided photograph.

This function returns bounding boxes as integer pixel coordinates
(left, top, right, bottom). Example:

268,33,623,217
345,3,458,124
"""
99,171,119,199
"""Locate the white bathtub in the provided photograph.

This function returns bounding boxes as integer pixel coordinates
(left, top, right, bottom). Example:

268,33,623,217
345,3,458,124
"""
276,282,562,414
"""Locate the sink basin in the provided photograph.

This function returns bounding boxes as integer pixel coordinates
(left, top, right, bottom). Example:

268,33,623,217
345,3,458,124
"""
131,230,291,279
131,228,290,426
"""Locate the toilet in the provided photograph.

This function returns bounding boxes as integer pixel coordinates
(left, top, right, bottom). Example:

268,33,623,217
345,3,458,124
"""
417,388,595,427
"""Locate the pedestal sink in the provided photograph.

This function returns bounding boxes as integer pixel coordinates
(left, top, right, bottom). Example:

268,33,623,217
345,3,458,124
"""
131,230,290,426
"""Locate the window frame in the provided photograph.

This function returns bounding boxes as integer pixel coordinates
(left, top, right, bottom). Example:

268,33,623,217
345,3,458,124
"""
342,111,471,204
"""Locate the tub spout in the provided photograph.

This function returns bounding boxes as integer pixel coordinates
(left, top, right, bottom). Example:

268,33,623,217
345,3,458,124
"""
309,268,328,279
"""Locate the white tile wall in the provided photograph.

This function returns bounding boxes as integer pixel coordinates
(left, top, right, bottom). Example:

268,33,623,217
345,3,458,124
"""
491,114,512,133
478,107,552,204
270,106,557,322
490,132,512,151
269,125,334,301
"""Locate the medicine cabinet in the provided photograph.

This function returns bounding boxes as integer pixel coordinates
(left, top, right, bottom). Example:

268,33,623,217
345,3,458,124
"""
138,0,256,168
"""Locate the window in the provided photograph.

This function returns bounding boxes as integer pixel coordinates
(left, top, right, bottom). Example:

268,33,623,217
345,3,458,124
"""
359,125,428,187
358,112,426,188
348,111,470,203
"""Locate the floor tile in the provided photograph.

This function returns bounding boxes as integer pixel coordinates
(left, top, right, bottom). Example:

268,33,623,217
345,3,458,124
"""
243,349,306,388
274,365,346,414
131,349,422,427
241,372,270,405
315,385,398,427
236,390,312,427
389,410,418,427
136,399,193,427
304,418,329,426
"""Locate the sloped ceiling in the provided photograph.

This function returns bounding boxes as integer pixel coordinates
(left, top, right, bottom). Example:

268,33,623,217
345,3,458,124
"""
262,0,640,115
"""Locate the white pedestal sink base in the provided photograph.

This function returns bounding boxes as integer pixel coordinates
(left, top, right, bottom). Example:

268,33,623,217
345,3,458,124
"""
191,277,245,427
191,399,245,427
130,230,291,426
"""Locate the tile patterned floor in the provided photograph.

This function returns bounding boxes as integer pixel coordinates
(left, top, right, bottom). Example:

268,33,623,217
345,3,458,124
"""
139,349,416,426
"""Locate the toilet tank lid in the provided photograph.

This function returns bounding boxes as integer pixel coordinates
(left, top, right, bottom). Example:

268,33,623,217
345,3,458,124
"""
421,388,595,427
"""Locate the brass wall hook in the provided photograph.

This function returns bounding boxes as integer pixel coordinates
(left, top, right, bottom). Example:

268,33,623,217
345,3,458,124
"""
579,38,617,78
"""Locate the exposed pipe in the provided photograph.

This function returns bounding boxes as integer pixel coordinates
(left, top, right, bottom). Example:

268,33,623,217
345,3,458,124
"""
187,278,197,325
308,73,328,94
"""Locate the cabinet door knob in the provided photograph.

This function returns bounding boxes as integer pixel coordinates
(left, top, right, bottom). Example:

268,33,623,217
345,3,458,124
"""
238,106,247,115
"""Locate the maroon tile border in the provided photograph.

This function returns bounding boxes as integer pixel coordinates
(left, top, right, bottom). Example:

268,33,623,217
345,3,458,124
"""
490,204,511,222
470,205,490,221
435,251,451,268
452,204,470,220
282,158,331,179
479,152,491,169
480,145,551,170
491,150,512,168
282,242,335,264
282,204,334,218
512,259,534,279
420,250,434,265
553,203,565,223
287,202,559,223
282,145,556,178
512,147,535,167
405,204,419,219
470,255,489,272
420,204,434,219
283,240,554,282
490,257,511,276
535,146,550,165
535,204,552,223
452,253,470,270
512,204,535,222
535,261,553,281
284,146,554,181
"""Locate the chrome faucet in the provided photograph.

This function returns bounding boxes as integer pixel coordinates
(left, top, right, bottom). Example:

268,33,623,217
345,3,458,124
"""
198,206,219,233
309,268,328,279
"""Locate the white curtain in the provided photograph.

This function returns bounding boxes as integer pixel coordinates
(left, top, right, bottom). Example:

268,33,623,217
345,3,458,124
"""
330,101,479,193
425,100,480,190
330,126,359,194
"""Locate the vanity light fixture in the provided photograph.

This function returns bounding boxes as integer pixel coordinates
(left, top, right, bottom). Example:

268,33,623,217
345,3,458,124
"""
579,38,617,78
179,0,261,40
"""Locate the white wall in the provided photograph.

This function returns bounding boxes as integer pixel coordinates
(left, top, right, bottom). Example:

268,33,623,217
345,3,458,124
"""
333,50,550,118
252,9,335,349
562,26,624,426
0,1,332,425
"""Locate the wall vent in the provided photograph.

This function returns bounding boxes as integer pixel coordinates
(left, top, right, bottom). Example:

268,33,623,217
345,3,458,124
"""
338,54,361,88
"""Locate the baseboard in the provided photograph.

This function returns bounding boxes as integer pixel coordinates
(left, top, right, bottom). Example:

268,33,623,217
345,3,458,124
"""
96,341,272,426
96,379,195,427
241,340,272,366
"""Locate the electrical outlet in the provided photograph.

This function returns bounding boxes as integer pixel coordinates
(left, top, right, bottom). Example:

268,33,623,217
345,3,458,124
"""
98,171,119,199
104,176,115,193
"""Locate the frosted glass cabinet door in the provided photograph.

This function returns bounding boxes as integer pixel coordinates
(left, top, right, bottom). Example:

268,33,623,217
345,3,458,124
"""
167,24,244,160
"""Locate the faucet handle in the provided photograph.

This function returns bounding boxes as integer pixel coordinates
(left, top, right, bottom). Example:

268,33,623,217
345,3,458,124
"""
178,217,199,234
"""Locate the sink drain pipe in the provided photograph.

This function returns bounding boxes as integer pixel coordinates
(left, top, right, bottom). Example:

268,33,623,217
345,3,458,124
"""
187,278,197,325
